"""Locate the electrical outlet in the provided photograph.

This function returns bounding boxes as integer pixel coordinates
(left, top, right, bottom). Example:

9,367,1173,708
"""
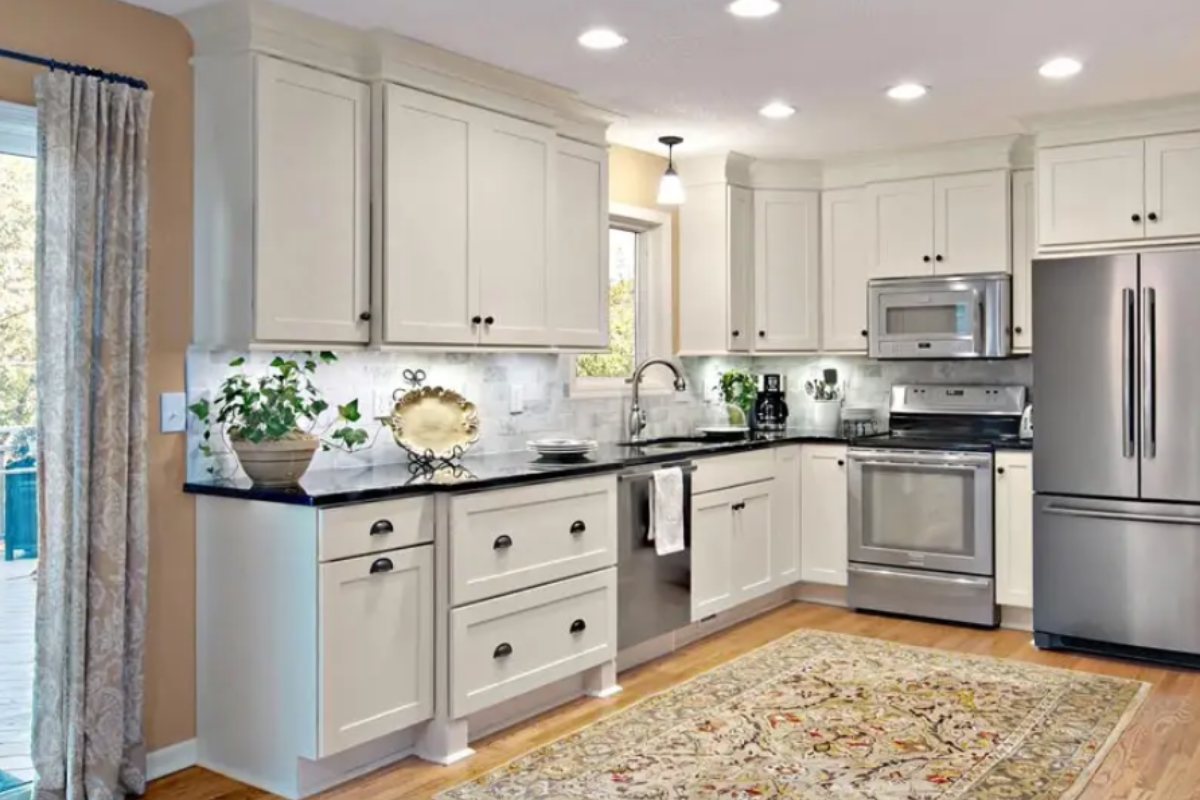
510,385,525,415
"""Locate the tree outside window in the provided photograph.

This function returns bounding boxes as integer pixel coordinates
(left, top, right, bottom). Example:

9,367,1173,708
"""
577,227,638,379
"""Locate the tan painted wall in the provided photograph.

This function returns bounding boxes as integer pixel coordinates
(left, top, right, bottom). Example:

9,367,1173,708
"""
607,144,680,349
0,0,195,750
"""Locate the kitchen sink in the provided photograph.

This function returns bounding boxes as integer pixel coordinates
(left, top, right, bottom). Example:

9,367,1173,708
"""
617,436,729,450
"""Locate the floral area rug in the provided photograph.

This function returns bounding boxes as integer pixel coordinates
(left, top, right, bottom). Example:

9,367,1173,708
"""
437,630,1149,800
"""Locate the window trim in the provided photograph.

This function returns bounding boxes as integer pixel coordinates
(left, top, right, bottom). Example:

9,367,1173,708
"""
570,203,675,398
0,101,36,158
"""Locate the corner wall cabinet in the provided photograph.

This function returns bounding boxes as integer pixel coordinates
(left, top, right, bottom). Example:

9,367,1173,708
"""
866,171,1011,278
1037,132,1200,248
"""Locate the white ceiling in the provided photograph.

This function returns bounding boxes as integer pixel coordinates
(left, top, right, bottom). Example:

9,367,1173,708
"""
134,0,1200,158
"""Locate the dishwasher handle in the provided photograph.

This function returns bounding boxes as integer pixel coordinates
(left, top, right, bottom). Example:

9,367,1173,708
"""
618,461,698,482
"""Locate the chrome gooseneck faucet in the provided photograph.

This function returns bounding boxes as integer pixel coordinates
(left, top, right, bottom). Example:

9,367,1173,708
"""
627,358,688,440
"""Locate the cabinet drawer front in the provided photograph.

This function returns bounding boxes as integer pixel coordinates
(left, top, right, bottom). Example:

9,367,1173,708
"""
450,476,617,604
318,545,434,757
319,496,433,562
450,568,616,718
693,450,775,495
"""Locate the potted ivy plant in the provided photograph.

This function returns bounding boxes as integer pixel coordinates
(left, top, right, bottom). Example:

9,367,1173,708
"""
717,368,756,426
188,352,370,486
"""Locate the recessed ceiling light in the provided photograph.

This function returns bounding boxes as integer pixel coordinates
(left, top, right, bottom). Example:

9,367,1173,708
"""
760,101,796,119
887,82,928,101
1039,57,1083,79
578,28,627,50
727,0,781,18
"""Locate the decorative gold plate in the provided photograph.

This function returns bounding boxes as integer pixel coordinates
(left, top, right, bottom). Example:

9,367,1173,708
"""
381,386,480,459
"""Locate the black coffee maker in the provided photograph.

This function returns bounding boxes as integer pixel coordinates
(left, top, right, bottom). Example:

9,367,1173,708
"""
753,374,789,432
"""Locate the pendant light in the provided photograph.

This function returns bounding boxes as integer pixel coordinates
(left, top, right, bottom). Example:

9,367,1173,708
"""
656,135,686,206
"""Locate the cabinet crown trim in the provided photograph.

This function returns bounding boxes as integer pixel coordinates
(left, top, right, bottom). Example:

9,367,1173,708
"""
1024,93,1200,148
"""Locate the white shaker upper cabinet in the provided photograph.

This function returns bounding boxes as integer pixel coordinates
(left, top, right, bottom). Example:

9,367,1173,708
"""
799,444,848,587
933,171,1010,274
551,139,609,348
1011,170,1034,352
254,57,370,344
1037,140,1146,246
820,188,870,353
381,84,478,345
866,178,935,277
1145,131,1200,241
473,113,555,347
728,185,755,353
753,190,820,352
678,184,754,354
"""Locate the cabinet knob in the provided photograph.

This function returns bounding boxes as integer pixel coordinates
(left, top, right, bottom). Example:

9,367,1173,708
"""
1132,213,1143,223
731,330,741,337
493,643,513,659
935,254,944,262
997,467,1006,475
861,330,868,337
358,311,371,322
369,519,394,536
484,316,495,325
493,534,514,550
570,619,587,634
732,501,746,511
1148,212,1159,222
369,557,394,574
923,255,932,263
758,330,766,338
471,315,483,325
569,520,586,535
1014,326,1023,335
837,459,845,467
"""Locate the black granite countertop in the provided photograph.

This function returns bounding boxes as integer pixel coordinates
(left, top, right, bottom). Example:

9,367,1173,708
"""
183,429,850,507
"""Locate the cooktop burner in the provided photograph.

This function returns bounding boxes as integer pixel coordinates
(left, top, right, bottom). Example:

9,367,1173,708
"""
851,383,1029,452
851,430,1024,452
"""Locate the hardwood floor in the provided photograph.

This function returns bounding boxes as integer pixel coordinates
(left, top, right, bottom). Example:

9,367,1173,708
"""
148,603,1200,800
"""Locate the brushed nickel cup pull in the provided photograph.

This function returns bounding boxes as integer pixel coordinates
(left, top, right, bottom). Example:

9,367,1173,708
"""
493,643,513,658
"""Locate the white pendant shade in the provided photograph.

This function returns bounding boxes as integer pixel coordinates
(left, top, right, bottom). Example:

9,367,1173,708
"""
657,167,686,205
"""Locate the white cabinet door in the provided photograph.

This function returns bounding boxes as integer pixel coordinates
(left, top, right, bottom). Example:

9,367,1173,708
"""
551,139,609,348
1011,171,1034,352
318,545,433,757
771,446,802,589
382,85,478,345
1145,132,1200,240
254,57,370,344
933,171,1010,275
821,188,870,353
473,112,555,347
994,452,1033,609
800,445,848,586
1037,140,1146,246
754,190,820,351
733,483,774,603
691,488,737,621
728,186,755,353
867,178,935,277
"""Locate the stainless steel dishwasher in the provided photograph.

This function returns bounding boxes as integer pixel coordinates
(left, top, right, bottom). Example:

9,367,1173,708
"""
617,460,696,650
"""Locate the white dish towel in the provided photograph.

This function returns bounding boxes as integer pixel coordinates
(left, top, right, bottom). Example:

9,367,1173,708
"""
651,466,686,556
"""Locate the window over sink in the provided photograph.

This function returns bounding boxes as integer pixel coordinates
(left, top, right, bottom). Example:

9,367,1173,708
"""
571,204,673,397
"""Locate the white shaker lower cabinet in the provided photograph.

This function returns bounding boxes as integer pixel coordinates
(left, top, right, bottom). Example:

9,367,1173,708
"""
691,486,739,620
994,451,1034,609
770,445,802,589
732,483,775,602
800,444,849,586
318,546,433,756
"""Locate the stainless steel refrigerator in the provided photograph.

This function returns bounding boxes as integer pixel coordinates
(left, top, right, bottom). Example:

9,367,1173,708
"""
1034,250,1200,663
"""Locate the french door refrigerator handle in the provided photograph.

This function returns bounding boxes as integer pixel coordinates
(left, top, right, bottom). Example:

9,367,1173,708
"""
1122,288,1136,459
1143,286,1157,459
1043,503,1200,527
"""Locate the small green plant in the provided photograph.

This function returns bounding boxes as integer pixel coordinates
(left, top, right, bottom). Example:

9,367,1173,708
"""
717,368,757,420
188,353,371,462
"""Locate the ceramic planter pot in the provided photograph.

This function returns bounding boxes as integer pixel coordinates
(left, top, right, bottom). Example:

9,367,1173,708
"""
231,434,320,486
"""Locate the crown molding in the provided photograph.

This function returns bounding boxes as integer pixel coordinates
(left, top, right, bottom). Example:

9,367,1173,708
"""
183,0,616,144
1021,93,1200,148
677,152,754,188
822,134,1025,188
748,159,823,191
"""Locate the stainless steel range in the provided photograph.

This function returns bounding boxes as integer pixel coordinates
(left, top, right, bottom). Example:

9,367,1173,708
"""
847,384,1027,627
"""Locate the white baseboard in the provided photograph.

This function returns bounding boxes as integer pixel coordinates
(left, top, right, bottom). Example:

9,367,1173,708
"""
147,738,197,781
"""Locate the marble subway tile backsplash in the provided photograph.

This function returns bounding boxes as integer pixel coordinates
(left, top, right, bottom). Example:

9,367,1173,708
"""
185,348,1032,482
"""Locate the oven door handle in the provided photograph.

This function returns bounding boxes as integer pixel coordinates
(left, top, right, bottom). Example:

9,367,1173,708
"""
852,459,986,472
848,565,991,588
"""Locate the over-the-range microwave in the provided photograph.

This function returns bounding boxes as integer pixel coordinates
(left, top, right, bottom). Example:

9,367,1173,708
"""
867,273,1011,359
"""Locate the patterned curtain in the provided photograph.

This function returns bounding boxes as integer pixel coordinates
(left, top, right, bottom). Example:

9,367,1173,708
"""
32,71,152,800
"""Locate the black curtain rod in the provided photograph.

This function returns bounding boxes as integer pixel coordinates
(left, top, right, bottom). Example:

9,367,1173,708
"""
0,46,148,90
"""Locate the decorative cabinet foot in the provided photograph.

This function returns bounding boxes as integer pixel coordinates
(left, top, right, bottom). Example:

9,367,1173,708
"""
417,717,474,765
583,659,622,699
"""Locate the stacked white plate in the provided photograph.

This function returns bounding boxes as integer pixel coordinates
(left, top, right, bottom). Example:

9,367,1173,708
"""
527,438,599,461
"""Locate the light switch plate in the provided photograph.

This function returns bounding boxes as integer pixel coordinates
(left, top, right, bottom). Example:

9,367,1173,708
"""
160,392,187,433
510,385,525,415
